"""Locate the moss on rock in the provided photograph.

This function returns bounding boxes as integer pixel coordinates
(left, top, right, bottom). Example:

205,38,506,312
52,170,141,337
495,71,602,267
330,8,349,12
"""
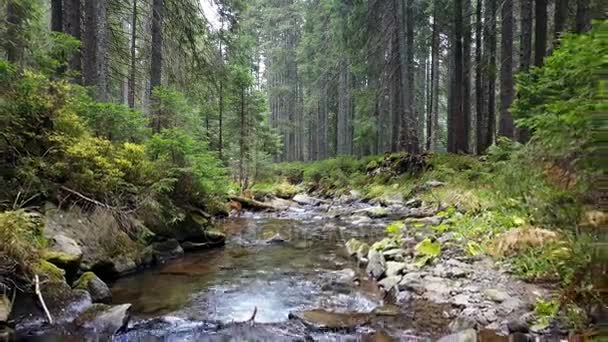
35,260,66,283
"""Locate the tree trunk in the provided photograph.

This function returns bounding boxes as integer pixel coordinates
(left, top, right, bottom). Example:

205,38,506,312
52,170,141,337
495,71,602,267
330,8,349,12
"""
64,0,82,83
462,0,471,153
534,0,547,67
449,0,468,153
430,9,440,152
499,0,514,138
150,0,164,93
5,1,23,64
520,0,532,72
128,0,137,108
150,0,164,133
337,57,352,155
518,0,533,143
575,0,590,33
239,86,245,189
83,0,98,88
51,0,63,32
475,0,484,154
553,0,567,42
96,0,108,101
483,0,497,150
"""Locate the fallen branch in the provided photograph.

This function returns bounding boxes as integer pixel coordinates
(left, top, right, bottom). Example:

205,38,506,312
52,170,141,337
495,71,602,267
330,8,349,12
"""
34,275,53,325
60,186,113,210
247,306,257,324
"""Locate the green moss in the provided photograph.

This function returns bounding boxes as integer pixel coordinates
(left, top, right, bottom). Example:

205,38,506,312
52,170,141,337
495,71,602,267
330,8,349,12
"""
36,260,66,283
43,251,81,265
73,272,97,290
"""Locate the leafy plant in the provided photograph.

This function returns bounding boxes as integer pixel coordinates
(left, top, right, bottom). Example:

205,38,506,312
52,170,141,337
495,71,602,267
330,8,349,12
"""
414,238,441,267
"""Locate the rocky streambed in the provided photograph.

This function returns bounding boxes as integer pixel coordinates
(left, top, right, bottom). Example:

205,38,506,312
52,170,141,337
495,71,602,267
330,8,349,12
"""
10,193,557,341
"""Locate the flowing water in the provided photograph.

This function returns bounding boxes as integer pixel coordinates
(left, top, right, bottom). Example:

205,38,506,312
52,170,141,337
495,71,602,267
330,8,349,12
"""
109,207,453,341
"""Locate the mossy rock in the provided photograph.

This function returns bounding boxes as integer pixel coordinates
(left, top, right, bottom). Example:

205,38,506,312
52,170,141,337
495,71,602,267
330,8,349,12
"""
36,260,66,283
42,251,81,277
73,272,111,303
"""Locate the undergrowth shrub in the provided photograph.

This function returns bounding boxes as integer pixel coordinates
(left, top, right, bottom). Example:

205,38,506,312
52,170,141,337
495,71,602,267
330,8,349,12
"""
0,210,46,289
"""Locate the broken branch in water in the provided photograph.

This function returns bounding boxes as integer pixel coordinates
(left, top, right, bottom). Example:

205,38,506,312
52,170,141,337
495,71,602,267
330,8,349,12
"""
34,275,53,325
247,306,257,324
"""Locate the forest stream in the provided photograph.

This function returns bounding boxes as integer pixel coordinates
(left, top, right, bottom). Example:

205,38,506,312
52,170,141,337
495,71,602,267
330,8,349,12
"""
112,206,443,341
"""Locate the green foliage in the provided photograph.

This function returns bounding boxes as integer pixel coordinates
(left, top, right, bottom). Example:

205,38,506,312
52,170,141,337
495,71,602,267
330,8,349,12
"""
385,221,405,236
533,298,560,330
414,238,441,267
0,210,46,287
512,22,606,171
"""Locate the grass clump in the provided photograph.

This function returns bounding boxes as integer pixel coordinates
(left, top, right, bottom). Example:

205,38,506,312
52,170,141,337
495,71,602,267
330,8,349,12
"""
0,210,46,289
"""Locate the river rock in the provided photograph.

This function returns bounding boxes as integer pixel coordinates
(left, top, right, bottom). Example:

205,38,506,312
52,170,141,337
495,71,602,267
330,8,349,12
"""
266,233,287,244
268,197,294,210
382,248,408,261
398,272,425,291
354,207,389,219
356,243,370,263
449,316,477,332
91,256,137,279
385,261,407,277
44,234,83,271
333,268,356,283
288,309,369,331
76,303,131,335
437,329,477,342
378,275,401,291
345,238,363,256
293,193,321,206
483,289,509,303
366,249,386,280
73,272,111,304
150,239,184,262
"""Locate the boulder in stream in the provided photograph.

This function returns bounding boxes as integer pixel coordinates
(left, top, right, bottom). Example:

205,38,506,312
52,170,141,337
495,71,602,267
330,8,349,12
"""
366,249,386,280
73,272,111,304
43,234,83,274
76,303,131,335
292,193,323,206
149,239,184,262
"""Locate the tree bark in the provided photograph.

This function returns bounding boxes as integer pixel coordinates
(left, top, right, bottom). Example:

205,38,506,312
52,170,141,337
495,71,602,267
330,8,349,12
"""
462,0,472,153
575,0,590,33
64,0,82,83
128,0,137,108
5,1,23,64
449,0,468,153
83,0,98,88
499,0,514,138
534,0,547,67
96,0,108,101
475,0,484,154
51,0,63,33
483,0,497,151
553,0,568,42
150,0,164,93
520,0,533,72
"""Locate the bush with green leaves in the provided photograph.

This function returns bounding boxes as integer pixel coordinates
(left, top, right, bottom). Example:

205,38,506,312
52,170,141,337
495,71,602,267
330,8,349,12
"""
512,21,606,173
0,60,228,222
